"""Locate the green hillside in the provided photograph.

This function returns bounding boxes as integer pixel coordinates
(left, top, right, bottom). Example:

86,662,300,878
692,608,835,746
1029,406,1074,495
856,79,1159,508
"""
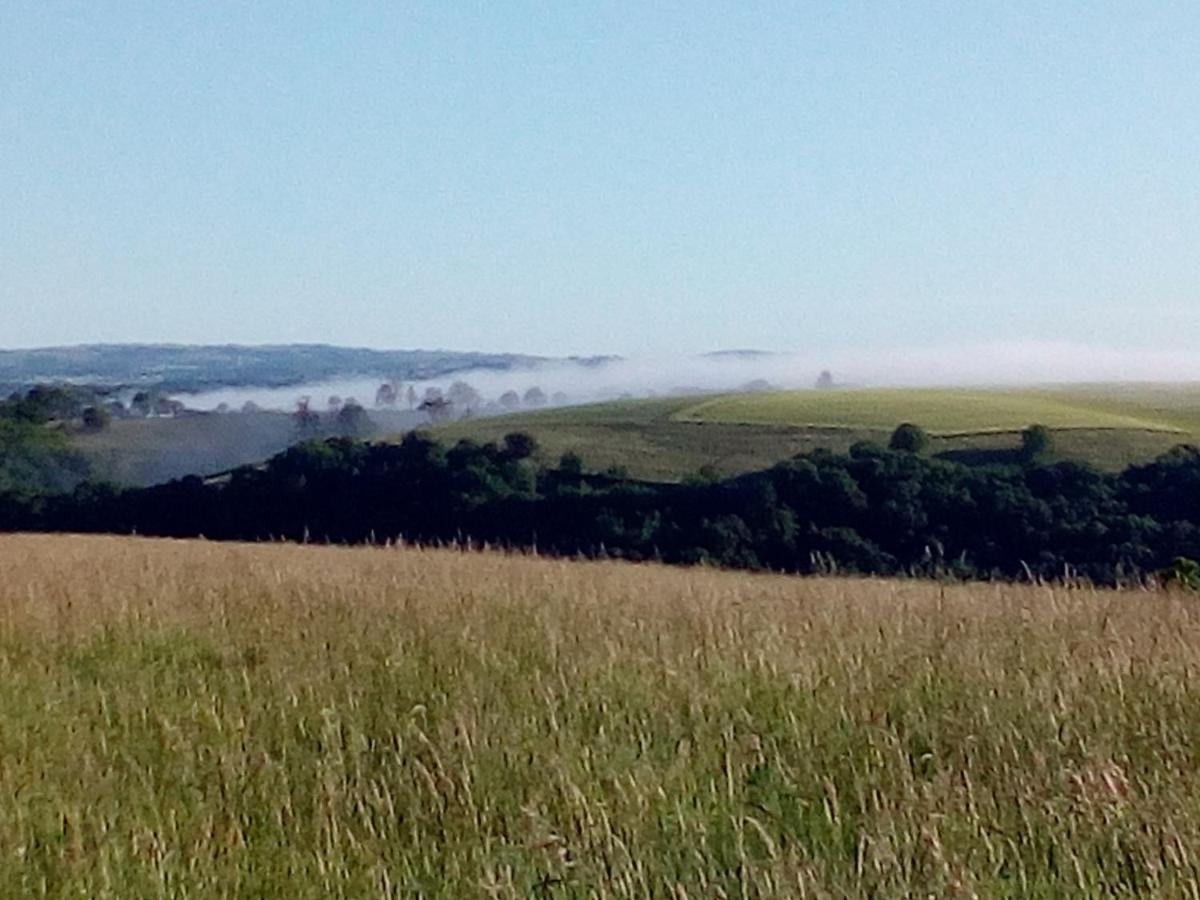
431,385,1200,481
676,388,1181,433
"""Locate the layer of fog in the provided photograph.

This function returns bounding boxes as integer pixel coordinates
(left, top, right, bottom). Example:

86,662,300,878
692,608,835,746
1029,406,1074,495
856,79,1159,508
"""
176,340,1200,413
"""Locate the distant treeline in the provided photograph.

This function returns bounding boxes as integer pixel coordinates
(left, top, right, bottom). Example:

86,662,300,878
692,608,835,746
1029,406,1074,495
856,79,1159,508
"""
4,427,1200,586
0,344,551,394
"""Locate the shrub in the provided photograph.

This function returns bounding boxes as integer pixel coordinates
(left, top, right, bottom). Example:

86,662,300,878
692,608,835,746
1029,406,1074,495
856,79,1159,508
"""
1021,424,1053,462
889,423,930,454
1164,557,1200,591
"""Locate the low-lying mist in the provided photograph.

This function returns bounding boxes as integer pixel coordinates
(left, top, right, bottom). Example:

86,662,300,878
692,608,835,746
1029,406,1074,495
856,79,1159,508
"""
176,340,1200,414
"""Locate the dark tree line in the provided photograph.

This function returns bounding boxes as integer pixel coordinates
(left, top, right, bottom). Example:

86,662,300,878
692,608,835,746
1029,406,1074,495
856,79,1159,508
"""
4,427,1200,585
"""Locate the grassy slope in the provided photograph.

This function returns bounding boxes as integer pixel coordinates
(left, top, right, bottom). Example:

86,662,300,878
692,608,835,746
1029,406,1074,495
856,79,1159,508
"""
4,533,1200,897
73,412,300,486
677,388,1181,433
73,409,421,486
434,385,1200,480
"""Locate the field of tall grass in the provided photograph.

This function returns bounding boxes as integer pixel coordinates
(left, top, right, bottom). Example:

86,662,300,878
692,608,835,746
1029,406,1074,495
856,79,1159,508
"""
3,534,1200,897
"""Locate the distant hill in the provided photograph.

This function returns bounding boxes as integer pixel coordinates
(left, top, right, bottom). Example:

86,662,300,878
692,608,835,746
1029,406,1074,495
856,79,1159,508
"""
0,344,551,394
427,385,1200,480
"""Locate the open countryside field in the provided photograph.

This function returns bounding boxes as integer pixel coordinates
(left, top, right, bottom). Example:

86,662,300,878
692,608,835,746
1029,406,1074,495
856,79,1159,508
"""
4,534,1200,897
676,388,1187,433
435,385,1200,480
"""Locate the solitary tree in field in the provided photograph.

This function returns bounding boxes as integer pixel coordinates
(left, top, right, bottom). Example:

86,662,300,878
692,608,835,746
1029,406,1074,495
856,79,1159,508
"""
499,390,521,411
815,370,835,390
523,386,547,408
502,431,539,460
447,381,482,416
1021,424,1053,462
889,423,930,454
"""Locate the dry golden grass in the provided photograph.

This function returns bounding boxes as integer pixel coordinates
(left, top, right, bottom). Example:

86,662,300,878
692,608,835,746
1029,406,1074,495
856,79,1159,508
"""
2,534,1200,897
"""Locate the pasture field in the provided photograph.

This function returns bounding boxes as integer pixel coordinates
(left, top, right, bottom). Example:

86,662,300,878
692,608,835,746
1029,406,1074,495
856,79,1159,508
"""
675,389,1183,433
434,385,1200,480
4,534,1200,897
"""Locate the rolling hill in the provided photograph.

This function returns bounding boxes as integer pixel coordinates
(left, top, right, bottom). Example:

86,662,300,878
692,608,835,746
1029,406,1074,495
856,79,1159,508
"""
430,385,1200,480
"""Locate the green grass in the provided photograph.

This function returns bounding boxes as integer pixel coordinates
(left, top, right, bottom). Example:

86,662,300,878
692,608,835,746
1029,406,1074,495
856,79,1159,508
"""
5,534,1200,897
676,388,1183,434
432,385,1200,480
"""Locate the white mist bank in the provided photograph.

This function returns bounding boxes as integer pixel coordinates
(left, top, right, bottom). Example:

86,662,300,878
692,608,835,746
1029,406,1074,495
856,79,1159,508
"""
176,340,1200,412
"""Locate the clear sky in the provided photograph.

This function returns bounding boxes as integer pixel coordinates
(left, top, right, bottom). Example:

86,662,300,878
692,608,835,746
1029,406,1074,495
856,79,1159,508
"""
2,2,1197,357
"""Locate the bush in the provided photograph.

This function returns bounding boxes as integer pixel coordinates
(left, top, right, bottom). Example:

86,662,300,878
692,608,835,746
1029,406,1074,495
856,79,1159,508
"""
889,423,930,454
1164,557,1200,591
502,432,539,461
1021,424,1053,462
81,405,112,432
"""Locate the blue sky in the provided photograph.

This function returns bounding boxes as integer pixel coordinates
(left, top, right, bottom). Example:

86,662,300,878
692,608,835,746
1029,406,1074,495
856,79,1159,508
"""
2,2,1197,356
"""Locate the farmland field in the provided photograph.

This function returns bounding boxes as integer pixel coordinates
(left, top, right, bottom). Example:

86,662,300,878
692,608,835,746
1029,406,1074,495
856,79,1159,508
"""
433,385,1200,480
4,534,1200,897
675,388,1184,433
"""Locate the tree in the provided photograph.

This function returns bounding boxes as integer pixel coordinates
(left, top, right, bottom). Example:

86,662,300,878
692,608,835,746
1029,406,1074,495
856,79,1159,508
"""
327,396,343,415
502,431,539,460
1021,424,1053,462
523,386,547,408
130,391,153,418
815,371,835,390
336,400,372,437
889,423,929,454
419,388,452,423
294,397,321,438
81,405,111,432
558,451,584,474
447,381,482,416
0,416,90,494
405,385,418,411
375,382,399,408
499,390,521,411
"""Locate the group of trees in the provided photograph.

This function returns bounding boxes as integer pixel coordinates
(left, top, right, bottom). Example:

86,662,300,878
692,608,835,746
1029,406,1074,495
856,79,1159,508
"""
5,420,1200,586
376,379,559,422
0,388,91,495
294,397,374,440
888,422,1055,464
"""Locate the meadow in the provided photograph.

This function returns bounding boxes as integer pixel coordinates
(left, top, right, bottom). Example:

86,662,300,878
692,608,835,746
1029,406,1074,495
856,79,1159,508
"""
4,534,1200,897
435,385,1200,480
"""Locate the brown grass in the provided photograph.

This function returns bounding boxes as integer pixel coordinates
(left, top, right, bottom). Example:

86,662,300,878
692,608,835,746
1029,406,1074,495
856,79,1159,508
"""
2,534,1200,897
